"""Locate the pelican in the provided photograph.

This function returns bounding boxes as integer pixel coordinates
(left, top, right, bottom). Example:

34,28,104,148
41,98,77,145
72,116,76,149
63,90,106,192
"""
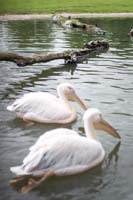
7,83,87,124
10,108,120,193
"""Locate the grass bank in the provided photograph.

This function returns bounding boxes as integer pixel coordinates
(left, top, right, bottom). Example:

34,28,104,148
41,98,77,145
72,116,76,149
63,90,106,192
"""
0,0,133,15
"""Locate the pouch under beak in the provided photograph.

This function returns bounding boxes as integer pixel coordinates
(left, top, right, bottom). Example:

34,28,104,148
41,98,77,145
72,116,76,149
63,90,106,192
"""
74,94,88,110
94,118,120,139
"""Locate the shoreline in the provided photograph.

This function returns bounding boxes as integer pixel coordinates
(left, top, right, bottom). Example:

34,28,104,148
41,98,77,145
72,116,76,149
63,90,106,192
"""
0,12,133,21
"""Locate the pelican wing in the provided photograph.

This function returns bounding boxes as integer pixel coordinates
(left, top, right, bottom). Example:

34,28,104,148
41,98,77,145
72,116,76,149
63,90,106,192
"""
7,92,72,122
23,128,78,165
29,128,78,152
11,133,104,176
38,136,104,173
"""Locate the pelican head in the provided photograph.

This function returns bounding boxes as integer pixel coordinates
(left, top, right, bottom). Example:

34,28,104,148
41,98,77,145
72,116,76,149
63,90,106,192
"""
84,108,121,138
57,83,87,110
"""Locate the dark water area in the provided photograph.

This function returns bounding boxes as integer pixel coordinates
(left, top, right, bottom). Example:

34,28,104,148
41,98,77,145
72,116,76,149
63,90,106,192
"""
0,17,133,200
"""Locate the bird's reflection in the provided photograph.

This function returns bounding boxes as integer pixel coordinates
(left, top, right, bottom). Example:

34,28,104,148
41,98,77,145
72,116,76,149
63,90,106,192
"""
102,141,121,170
3,64,77,101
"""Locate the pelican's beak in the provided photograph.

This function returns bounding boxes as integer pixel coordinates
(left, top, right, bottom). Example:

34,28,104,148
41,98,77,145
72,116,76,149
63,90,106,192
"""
94,118,121,139
74,94,88,110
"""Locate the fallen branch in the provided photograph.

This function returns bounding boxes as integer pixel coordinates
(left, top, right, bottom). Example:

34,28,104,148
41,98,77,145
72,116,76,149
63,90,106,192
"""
52,14,106,35
0,40,109,67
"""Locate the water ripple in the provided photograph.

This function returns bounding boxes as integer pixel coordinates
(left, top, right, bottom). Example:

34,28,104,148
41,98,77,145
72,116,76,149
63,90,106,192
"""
0,18,133,200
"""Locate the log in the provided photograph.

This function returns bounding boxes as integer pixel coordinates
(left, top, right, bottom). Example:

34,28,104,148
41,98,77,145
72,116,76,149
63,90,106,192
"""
52,15,106,35
0,40,109,67
0,52,68,66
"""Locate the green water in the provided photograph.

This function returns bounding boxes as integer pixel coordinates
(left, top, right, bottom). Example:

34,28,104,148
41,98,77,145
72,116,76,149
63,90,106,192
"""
0,17,133,200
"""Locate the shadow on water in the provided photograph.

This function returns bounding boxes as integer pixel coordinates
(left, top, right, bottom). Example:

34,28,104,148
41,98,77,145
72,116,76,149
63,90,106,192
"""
0,63,77,101
6,117,75,134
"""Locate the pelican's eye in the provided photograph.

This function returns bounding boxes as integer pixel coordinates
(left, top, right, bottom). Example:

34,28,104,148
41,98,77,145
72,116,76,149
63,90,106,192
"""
68,86,72,90
67,86,74,93
94,113,102,122
98,113,103,121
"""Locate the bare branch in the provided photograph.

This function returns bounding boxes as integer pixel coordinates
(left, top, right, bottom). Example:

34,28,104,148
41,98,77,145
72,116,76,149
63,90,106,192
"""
0,40,109,67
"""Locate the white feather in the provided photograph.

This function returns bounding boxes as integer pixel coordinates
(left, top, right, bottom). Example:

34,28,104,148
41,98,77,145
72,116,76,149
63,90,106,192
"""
7,83,87,124
10,109,112,176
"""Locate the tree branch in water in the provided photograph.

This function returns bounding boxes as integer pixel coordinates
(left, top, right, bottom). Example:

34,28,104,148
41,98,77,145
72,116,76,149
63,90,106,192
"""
0,40,109,67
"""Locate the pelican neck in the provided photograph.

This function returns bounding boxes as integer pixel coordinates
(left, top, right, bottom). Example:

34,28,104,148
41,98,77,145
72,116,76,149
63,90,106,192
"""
84,118,97,140
57,89,75,113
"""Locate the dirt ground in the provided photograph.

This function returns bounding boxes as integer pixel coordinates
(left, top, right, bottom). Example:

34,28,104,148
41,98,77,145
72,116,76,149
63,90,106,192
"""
0,12,133,21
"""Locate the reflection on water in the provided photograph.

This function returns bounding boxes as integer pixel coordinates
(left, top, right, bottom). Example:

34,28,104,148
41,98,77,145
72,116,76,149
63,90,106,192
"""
0,18,133,200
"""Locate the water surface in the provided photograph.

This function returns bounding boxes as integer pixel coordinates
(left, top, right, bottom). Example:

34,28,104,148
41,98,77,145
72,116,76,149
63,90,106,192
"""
0,17,133,200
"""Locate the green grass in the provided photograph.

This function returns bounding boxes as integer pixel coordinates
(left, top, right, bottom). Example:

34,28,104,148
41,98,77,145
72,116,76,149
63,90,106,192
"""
0,0,133,14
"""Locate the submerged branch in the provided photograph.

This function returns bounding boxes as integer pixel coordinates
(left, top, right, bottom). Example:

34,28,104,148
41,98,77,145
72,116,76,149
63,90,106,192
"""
52,14,106,35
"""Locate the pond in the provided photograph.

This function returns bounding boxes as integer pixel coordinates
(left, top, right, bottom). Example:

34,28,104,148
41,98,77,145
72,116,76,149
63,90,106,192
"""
0,17,133,200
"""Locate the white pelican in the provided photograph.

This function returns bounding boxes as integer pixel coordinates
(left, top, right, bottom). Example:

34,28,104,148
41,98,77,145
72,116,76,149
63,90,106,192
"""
10,108,120,193
7,83,87,124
